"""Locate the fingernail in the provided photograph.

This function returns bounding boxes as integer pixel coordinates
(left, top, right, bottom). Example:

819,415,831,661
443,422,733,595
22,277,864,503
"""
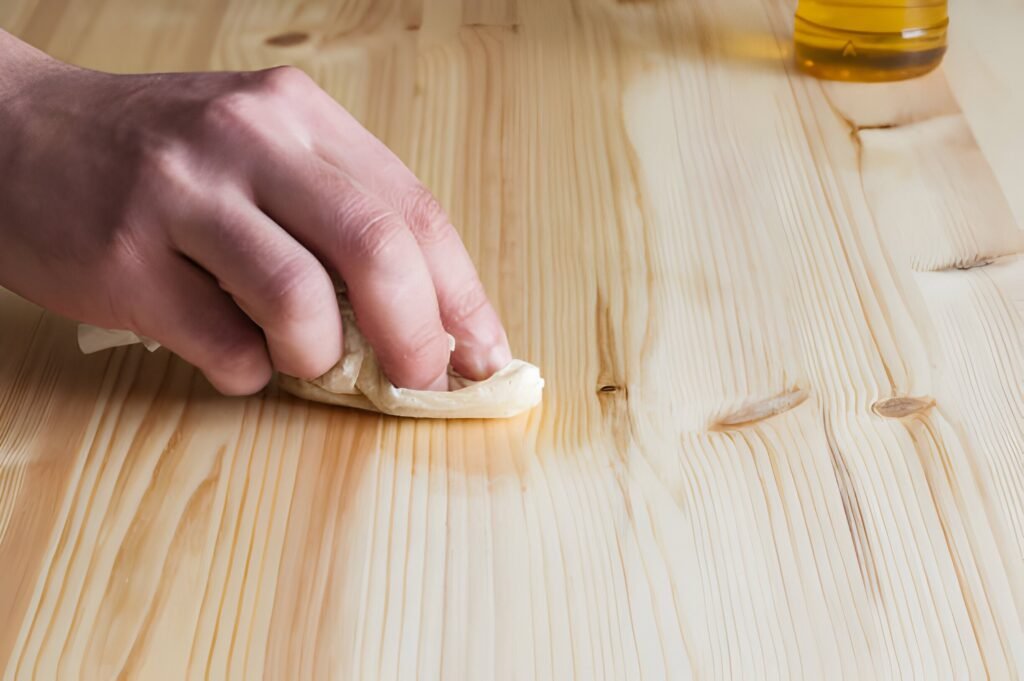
427,370,449,392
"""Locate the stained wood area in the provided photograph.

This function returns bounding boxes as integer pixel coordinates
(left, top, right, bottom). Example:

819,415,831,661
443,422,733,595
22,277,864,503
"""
2,0,1023,678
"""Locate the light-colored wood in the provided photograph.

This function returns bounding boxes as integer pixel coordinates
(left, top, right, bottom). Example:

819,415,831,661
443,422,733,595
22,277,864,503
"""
2,0,1023,678
945,0,1024,229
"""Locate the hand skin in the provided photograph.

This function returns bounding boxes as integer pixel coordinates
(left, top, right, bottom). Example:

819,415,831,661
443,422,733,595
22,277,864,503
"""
0,30,512,395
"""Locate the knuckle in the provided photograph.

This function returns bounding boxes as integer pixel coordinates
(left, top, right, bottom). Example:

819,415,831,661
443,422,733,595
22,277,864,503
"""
402,186,454,244
95,230,155,315
261,254,332,325
135,143,207,219
142,141,193,186
392,321,449,386
200,91,260,136
255,65,313,97
107,227,149,273
345,211,409,261
216,336,263,372
445,279,491,327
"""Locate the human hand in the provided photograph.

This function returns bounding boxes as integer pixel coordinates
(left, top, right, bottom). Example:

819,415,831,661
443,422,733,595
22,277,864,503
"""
0,32,511,395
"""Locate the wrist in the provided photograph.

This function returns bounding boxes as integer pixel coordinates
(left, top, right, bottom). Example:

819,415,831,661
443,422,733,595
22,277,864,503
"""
1,30,50,92
0,31,63,288
0,30,77,126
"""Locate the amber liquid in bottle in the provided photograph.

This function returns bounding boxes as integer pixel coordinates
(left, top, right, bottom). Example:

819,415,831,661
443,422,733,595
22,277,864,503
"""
794,0,949,82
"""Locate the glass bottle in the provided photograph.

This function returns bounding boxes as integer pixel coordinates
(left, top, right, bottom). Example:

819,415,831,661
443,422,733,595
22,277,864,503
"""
794,0,949,82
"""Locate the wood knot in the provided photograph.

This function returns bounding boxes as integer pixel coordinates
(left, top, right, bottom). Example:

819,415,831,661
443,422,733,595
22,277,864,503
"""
265,31,310,47
713,388,809,430
598,384,621,394
855,122,897,132
955,259,994,271
872,396,935,419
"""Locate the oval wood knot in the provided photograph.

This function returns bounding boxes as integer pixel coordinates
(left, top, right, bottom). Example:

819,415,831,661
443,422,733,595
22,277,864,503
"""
266,31,310,47
713,388,809,430
872,396,935,419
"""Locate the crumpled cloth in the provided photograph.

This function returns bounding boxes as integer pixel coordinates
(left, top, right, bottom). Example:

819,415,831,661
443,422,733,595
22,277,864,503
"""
77,292,544,420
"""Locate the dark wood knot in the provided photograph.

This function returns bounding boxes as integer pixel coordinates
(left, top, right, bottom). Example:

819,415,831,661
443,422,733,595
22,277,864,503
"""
266,31,310,47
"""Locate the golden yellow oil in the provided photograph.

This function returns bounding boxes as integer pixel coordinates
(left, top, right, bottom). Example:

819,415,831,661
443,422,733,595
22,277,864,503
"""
794,0,948,82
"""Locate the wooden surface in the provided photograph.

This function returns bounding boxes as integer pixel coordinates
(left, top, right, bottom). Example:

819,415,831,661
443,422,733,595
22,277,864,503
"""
2,0,1023,678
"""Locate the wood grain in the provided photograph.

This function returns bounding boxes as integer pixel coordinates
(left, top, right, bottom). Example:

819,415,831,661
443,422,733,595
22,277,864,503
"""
2,0,1023,678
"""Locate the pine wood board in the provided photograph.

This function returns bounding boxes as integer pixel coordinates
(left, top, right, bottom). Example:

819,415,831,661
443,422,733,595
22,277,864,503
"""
945,0,1024,228
1,0,1022,678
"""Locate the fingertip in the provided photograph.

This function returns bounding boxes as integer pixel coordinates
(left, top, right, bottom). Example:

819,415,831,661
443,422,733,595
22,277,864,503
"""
203,340,274,396
487,343,513,373
451,333,513,381
376,325,451,391
266,327,342,381
204,360,273,396
434,281,511,380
